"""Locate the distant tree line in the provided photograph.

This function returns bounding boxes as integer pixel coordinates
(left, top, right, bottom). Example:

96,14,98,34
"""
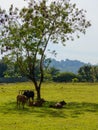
0,60,7,78
0,59,98,83
50,65,98,83
0,59,28,83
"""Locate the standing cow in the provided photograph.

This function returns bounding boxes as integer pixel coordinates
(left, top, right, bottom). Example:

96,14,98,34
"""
23,90,34,102
17,94,28,109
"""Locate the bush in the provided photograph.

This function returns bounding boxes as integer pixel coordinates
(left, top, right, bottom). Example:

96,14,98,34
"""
72,78,79,83
53,72,77,82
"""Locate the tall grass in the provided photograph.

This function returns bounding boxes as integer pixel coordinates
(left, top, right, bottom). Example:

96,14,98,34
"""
0,82,98,130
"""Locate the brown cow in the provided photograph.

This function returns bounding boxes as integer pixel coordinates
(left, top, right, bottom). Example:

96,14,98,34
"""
32,98,45,107
49,100,66,108
17,95,28,109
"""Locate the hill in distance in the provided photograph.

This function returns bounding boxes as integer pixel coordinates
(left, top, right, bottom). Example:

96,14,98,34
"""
49,59,88,74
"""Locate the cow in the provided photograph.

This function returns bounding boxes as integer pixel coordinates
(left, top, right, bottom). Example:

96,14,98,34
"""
32,98,45,107
49,100,66,108
22,90,34,102
17,94,28,109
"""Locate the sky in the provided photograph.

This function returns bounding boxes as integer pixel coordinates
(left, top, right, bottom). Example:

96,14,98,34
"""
0,0,98,65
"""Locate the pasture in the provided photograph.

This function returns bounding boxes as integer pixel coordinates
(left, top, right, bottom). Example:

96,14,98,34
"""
0,82,98,130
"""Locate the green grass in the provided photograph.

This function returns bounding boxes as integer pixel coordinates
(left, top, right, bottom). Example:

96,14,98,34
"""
0,82,98,130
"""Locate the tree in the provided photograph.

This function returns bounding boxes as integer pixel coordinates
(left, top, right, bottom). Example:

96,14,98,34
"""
78,65,97,82
0,0,91,100
44,67,60,81
94,66,98,81
3,61,22,78
0,60,7,77
53,72,77,82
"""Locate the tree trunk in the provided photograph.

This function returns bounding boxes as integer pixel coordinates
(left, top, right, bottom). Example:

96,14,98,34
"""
36,86,41,100
30,77,41,100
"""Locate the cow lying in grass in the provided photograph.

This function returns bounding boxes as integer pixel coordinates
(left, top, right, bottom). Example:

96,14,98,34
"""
29,98,45,107
33,98,45,107
49,100,66,108
17,95,28,109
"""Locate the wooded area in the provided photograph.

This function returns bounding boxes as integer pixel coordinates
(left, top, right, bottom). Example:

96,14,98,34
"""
0,59,98,83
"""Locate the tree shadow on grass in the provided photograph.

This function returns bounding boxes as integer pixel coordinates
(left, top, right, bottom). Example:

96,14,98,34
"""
67,102,98,112
0,101,67,118
66,102,98,118
0,101,98,118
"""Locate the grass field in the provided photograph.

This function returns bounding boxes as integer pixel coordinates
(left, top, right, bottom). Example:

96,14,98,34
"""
0,82,98,130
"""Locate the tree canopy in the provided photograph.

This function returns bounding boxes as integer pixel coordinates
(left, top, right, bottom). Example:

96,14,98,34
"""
78,65,98,82
0,0,91,99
